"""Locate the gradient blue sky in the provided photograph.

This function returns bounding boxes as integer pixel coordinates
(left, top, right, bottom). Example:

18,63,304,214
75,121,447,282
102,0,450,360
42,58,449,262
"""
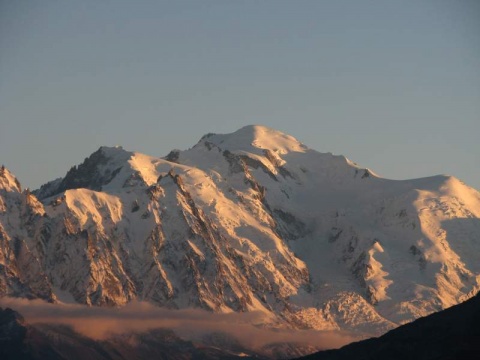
1,0,479,189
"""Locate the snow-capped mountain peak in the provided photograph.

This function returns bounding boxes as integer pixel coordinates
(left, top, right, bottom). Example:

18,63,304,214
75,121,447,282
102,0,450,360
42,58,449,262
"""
197,125,308,156
0,166,22,193
1,126,480,337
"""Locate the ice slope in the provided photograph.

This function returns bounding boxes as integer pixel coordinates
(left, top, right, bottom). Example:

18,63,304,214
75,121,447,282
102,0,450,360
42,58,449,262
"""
1,125,480,335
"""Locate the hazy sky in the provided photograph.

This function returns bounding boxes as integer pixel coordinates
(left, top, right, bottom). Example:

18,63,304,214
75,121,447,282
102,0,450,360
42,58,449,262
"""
1,1,479,190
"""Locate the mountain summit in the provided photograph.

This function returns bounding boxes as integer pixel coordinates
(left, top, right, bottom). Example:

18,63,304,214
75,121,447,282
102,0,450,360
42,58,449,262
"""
197,125,308,154
1,126,480,335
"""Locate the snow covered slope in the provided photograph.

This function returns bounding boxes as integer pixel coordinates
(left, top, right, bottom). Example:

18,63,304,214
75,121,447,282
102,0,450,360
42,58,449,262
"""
2,126,480,335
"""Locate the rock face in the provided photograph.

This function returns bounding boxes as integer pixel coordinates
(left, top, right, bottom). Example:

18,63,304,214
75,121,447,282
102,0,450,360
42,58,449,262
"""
1,125,480,334
298,291,480,360
0,166,55,302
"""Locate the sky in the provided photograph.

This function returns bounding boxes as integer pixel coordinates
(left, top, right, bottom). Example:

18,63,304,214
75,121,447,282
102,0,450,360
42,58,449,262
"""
1,0,479,190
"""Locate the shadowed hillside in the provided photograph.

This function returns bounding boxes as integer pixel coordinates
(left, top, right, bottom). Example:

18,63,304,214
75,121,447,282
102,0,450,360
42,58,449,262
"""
298,292,480,360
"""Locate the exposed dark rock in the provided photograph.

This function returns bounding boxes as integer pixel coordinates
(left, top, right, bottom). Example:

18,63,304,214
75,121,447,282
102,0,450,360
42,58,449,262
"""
165,149,180,163
263,150,295,179
239,154,278,182
222,150,245,174
273,208,308,240
328,228,343,243
34,148,123,199
131,200,140,213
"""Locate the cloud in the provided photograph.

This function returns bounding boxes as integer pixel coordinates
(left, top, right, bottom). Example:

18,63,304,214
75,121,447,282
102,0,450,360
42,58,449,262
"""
0,297,359,352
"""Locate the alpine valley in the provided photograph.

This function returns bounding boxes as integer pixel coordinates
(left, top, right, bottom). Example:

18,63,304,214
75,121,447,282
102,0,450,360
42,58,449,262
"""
1,125,480,356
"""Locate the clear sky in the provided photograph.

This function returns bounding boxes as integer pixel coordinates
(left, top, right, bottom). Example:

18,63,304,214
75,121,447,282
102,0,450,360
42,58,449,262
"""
1,0,479,190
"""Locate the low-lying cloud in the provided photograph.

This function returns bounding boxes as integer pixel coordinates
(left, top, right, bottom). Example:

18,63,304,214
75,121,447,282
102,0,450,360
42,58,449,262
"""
0,297,359,352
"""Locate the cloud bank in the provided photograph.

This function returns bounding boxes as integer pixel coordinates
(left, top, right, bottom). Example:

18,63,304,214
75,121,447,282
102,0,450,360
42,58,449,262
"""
0,297,359,352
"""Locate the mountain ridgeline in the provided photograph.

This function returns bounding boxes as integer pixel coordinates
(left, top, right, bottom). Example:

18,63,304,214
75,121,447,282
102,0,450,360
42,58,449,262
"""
1,125,480,335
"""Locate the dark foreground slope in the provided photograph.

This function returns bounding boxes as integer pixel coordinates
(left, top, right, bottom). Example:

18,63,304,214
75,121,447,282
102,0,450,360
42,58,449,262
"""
298,292,480,360
0,307,263,360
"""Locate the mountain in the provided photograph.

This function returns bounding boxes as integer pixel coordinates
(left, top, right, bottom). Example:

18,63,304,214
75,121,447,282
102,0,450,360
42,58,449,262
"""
0,307,263,360
297,290,480,360
1,125,480,336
